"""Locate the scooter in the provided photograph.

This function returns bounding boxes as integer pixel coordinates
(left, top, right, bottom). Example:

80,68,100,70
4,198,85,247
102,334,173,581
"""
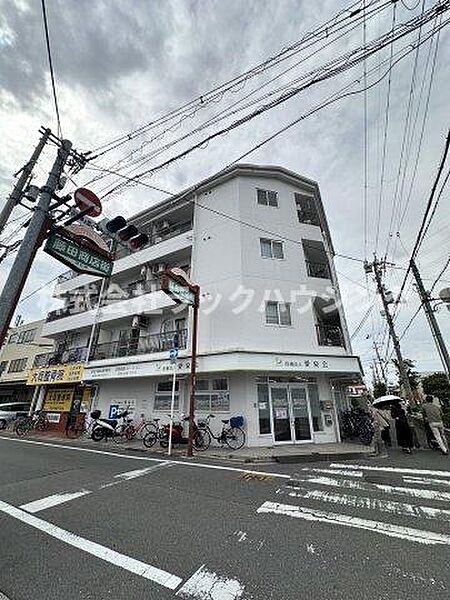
159,415,189,448
91,409,131,442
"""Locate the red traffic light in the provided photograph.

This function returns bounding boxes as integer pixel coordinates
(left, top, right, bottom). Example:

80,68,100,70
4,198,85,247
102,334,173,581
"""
129,233,149,251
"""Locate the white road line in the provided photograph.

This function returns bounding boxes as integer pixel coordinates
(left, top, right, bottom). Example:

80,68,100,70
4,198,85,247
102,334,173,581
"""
175,564,244,599
257,501,450,545
280,486,450,522
404,476,450,487
0,436,290,480
0,499,182,589
20,490,91,513
300,468,363,478
114,463,173,480
330,463,450,479
290,476,450,502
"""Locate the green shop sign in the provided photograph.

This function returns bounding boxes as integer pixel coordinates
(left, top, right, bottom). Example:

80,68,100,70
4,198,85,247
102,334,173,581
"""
44,233,113,278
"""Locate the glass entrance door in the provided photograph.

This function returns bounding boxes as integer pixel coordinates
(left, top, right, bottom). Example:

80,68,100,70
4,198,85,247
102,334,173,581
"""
270,386,292,442
290,386,313,442
270,384,313,444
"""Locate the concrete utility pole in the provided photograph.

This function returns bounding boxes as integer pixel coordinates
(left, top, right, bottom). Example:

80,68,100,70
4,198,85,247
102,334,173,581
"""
370,258,413,402
0,139,72,346
410,258,450,382
373,340,387,386
0,128,51,235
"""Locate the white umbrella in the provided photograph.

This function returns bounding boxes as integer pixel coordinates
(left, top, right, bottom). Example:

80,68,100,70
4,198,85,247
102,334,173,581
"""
372,395,402,407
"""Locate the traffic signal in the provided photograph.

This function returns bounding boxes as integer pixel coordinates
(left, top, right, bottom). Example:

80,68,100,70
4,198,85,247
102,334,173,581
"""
99,216,149,252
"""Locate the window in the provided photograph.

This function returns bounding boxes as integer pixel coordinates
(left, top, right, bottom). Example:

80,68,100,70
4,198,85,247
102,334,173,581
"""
260,238,284,259
257,188,278,207
295,193,320,226
17,329,36,344
0,361,8,376
257,383,271,434
8,358,28,373
265,301,292,326
154,380,180,412
8,333,18,344
195,378,230,413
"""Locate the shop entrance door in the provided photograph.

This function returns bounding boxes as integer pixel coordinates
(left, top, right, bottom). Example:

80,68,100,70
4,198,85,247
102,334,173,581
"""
269,384,313,444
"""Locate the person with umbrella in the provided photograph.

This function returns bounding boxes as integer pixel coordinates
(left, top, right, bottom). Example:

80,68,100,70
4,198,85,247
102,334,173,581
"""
391,400,414,454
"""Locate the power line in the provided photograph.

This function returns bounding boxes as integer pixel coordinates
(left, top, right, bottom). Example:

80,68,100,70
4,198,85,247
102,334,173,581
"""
41,0,62,137
101,4,448,199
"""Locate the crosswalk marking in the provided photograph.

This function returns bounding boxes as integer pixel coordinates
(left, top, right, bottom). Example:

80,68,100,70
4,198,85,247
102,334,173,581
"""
257,501,450,545
290,475,450,502
330,463,450,479
278,485,450,522
259,463,450,546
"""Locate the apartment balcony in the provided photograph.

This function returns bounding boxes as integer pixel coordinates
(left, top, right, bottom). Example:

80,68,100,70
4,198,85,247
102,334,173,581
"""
33,346,88,367
316,324,344,347
54,220,193,293
297,209,320,227
90,329,187,361
306,260,330,279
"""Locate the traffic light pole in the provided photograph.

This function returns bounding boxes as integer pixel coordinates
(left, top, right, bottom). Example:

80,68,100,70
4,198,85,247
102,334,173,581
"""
0,139,72,346
372,258,413,403
0,128,51,235
187,287,200,458
410,258,450,382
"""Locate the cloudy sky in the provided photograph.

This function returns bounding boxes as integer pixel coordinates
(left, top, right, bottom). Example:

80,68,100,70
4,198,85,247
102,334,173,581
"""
0,0,449,384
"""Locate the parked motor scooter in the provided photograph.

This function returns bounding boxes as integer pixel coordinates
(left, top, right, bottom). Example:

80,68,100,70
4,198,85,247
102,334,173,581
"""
159,415,189,448
91,410,131,442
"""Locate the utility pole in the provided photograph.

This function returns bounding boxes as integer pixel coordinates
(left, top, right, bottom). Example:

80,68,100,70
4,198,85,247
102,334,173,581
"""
368,257,413,402
373,340,387,386
0,139,72,346
410,258,450,382
0,128,51,235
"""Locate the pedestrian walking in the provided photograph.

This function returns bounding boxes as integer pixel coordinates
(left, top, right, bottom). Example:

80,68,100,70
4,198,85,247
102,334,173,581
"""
370,405,389,458
422,395,448,456
391,402,414,454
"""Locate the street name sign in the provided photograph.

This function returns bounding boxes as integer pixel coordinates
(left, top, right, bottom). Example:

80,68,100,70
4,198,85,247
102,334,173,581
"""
44,232,113,278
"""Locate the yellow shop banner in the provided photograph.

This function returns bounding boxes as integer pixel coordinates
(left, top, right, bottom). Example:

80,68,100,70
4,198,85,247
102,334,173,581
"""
27,363,85,385
43,388,75,412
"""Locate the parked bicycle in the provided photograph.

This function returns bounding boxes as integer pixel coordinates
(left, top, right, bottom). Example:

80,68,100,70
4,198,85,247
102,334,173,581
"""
340,407,374,446
66,410,102,439
197,414,246,450
15,411,50,437
142,415,208,451
123,413,156,441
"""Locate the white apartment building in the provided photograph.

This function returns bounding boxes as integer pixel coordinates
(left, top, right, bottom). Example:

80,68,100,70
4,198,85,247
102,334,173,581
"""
38,164,362,446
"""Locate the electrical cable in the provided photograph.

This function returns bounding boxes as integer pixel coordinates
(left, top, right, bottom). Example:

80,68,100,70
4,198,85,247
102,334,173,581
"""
41,0,62,138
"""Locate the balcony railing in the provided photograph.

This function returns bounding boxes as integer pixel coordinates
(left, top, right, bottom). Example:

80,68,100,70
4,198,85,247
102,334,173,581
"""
33,346,89,367
46,278,162,322
316,324,344,347
297,210,320,226
90,329,187,361
306,260,331,279
55,220,193,283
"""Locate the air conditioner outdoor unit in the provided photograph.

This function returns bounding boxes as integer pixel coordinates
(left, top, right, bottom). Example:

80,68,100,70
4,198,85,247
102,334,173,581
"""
132,315,149,329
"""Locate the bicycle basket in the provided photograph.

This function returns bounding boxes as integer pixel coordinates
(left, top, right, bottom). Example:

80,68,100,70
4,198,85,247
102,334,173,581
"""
90,410,101,419
230,416,244,428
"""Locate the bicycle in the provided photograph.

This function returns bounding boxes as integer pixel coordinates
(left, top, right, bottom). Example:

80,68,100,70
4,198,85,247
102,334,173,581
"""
15,411,50,437
142,416,208,451
197,414,246,450
66,410,101,439
123,413,156,441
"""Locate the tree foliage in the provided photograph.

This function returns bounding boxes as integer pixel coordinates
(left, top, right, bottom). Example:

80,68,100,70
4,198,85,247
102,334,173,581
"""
373,381,387,399
422,372,450,407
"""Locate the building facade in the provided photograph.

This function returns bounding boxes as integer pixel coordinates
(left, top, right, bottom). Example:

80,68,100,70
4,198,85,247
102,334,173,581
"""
0,319,54,407
40,164,362,445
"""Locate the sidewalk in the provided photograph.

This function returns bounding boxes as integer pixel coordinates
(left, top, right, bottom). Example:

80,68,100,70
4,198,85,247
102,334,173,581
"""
0,429,371,463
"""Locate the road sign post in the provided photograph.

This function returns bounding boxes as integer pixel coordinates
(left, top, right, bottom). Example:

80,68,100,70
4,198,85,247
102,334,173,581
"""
161,268,200,457
168,347,179,457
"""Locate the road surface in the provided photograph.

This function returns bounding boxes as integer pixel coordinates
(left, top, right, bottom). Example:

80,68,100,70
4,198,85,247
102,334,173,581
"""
1,436,450,599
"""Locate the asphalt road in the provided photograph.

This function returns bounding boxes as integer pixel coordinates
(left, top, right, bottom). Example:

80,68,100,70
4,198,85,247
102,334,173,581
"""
1,437,450,599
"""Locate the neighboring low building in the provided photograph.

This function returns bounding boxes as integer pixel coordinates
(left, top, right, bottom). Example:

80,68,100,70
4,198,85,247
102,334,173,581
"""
40,163,363,446
0,320,54,406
